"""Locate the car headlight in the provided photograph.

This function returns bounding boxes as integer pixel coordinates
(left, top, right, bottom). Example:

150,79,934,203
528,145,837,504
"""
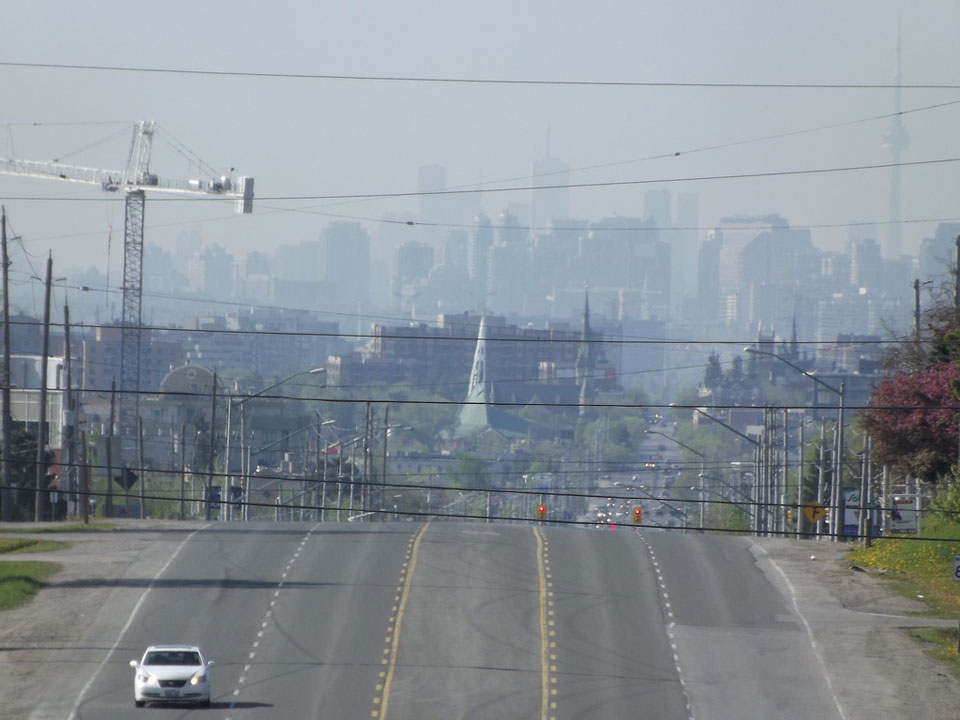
190,672,207,686
138,673,158,686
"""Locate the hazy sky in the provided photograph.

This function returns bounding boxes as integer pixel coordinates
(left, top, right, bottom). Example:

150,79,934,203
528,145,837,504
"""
2,1,959,293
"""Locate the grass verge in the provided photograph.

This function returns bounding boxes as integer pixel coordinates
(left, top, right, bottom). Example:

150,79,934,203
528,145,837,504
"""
908,627,960,682
847,517,960,675
0,522,116,533
0,537,67,554
0,560,61,610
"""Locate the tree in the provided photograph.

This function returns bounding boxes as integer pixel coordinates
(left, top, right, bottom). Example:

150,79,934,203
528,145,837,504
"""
861,362,960,483
862,265,960,484
726,355,744,385
703,353,724,390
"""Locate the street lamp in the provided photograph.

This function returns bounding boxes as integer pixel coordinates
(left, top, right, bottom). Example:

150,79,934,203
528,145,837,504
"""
224,367,326,521
693,485,755,519
745,346,845,542
646,429,706,531
681,405,764,535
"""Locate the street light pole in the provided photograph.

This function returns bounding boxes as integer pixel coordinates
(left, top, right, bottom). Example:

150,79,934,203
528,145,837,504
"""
646,429,706,531
745,347,845,542
225,367,325,522
685,407,762,535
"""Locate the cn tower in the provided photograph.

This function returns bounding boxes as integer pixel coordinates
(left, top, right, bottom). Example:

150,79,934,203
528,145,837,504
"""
881,33,908,260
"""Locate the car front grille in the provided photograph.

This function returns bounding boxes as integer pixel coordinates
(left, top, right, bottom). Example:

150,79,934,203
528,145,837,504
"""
159,679,187,688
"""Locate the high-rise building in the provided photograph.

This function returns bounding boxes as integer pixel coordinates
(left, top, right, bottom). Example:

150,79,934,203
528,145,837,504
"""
321,221,371,312
918,222,960,287
850,238,883,289
529,156,569,230
468,213,493,309
675,193,700,301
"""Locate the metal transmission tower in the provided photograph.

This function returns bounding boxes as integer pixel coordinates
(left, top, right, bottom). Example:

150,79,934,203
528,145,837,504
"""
0,120,254,464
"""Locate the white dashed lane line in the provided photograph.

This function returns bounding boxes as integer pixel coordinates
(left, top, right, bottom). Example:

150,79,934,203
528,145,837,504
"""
224,523,322,720
637,534,694,720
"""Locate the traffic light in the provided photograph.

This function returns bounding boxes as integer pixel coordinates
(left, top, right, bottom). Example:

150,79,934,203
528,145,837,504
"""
633,507,643,524
786,509,793,523
536,504,547,521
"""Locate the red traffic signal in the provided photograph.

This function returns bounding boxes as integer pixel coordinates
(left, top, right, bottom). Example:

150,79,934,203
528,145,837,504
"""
633,507,643,524
536,504,547,521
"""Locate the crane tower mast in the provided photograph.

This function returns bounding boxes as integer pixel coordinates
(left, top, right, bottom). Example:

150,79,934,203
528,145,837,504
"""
0,121,253,469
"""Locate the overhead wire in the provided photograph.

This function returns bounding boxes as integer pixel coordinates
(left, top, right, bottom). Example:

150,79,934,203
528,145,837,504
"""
4,60,960,90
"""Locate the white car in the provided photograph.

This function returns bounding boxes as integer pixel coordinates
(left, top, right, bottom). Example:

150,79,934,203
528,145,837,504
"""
130,644,215,707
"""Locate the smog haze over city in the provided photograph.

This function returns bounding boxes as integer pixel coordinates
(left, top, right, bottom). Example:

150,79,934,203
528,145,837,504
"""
2,0,960,394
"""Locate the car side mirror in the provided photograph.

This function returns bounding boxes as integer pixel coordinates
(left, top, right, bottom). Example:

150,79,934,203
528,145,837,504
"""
206,660,216,668
129,660,138,669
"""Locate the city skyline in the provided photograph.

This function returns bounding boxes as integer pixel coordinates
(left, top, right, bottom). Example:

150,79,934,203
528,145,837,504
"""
0,1,958,281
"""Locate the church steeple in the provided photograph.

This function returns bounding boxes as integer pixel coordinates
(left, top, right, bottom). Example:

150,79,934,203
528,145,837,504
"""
576,288,595,416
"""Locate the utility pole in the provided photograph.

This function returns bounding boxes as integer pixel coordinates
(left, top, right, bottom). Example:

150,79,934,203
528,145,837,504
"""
206,372,217,521
138,418,145,519
1,207,12,521
63,303,75,517
179,424,186,521
955,235,960,320
80,430,89,524
914,278,922,347
382,405,390,521
816,424,826,538
223,395,232,522
106,378,116,518
34,253,52,522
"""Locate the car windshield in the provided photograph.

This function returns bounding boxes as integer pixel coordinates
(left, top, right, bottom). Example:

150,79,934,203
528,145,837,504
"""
143,651,201,666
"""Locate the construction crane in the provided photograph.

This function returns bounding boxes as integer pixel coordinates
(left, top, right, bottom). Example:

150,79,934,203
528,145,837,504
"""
0,120,253,466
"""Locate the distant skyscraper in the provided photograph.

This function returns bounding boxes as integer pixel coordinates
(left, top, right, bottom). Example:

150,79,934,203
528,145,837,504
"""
675,193,699,300
396,241,434,283
644,189,672,229
418,164,446,220
530,156,569,230
882,35,908,260
321,221,370,311
850,238,883,289
468,213,493,308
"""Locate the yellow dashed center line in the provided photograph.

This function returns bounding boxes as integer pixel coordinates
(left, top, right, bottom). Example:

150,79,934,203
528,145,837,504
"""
374,523,429,719
534,527,555,720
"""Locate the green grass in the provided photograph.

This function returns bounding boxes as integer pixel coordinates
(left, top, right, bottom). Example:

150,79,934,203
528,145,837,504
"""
847,517,960,667
847,517,960,618
0,522,116,533
0,537,67,554
908,627,960,681
0,560,61,610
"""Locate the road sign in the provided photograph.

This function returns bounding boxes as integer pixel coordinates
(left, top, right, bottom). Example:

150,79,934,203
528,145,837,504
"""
803,502,826,523
953,555,960,583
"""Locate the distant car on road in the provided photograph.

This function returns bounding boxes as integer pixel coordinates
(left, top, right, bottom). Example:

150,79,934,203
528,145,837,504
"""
130,644,215,708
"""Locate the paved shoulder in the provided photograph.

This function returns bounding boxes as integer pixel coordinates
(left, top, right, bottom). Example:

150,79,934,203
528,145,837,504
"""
750,538,960,720
0,521,204,720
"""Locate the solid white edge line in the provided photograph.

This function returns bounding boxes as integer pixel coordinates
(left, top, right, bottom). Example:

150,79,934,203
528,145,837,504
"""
67,524,211,720
752,542,848,720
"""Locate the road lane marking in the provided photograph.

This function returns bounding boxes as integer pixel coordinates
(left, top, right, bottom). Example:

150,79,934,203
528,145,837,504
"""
754,542,848,720
534,527,557,720
67,524,211,720
639,536,693,720
377,523,429,719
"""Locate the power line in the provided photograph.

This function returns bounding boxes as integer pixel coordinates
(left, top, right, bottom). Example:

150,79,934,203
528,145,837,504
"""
5,156,959,204
6,316,904,348
4,60,960,90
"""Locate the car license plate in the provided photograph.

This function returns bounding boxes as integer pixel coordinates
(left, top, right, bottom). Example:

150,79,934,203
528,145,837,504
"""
164,689,179,698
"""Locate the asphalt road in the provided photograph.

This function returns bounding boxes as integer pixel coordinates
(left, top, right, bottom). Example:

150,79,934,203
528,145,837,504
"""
58,521,845,719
